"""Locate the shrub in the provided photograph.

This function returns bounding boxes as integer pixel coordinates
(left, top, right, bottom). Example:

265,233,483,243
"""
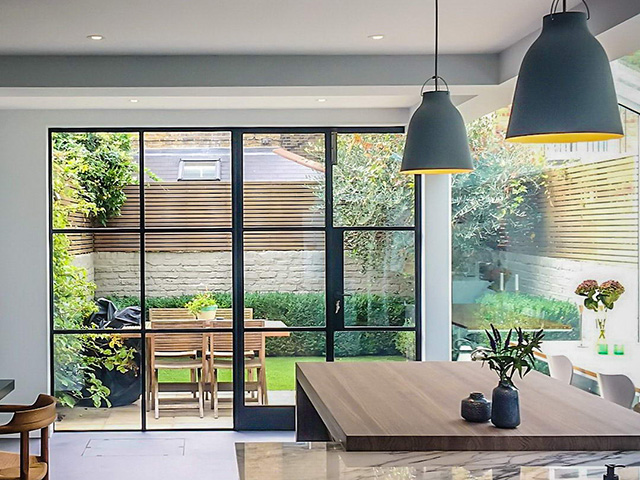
476,292,579,333
107,292,413,357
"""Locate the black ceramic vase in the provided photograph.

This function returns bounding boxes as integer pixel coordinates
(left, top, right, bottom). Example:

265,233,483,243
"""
491,381,520,428
461,392,491,423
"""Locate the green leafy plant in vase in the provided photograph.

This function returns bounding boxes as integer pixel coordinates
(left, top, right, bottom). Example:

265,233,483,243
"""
575,279,625,352
473,324,544,428
185,291,218,320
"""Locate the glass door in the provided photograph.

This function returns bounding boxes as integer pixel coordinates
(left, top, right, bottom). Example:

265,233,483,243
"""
328,132,420,363
50,127,419,432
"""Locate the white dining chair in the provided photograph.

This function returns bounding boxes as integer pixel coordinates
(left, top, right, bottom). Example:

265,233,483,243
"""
597,372,636,409
547,355,574,384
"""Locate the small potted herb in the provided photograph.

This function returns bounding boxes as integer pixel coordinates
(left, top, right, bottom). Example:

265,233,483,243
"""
473,324,544,428
185,291,218,320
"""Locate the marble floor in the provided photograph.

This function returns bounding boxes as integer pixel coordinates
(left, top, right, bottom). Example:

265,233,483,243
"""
237,443,640,480
0,430,294,480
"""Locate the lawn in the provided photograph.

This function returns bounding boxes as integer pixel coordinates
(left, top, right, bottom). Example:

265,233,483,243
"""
159,355,406,391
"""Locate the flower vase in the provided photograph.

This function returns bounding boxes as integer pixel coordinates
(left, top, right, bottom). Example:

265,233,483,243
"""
491,381,520,429
596,308,608,355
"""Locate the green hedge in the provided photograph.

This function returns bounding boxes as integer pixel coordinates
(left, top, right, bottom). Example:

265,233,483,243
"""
106,292,414,357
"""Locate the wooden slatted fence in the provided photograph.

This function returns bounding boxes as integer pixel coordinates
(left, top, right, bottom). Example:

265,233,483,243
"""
510,156,639,264
64,181,325,252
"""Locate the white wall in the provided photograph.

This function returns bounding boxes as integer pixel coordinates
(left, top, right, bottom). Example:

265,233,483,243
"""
503,252,639,343
0,107,413,405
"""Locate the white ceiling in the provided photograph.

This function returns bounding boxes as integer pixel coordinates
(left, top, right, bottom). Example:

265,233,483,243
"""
0,0,582,55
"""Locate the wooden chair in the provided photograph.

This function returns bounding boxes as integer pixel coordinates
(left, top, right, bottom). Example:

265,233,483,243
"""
148,307,254,322
149,320,208,419
0,394,56,480
212,308,254,320
208,320,267,418
149,308,196,322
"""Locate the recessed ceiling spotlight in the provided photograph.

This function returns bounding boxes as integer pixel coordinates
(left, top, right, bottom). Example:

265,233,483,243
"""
130,99,139,103
317,98,327,103
368,34,385,40
87,34,104,41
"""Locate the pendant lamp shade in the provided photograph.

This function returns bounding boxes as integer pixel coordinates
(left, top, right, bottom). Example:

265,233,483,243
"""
506,11,623,143
400,90,473,174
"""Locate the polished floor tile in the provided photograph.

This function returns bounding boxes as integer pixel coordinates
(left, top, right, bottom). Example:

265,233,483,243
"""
0,430,294,480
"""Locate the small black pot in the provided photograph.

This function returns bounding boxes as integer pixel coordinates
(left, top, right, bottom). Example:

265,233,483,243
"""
461,392,491,423
491,381,520,428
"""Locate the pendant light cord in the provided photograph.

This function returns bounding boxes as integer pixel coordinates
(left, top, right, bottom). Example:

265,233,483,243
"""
419,0,447,95
434,0,439,90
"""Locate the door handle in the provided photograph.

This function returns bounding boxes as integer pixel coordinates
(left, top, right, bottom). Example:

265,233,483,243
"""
335,300,341,314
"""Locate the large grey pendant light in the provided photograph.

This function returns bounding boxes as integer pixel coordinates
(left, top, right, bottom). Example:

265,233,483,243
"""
400,0,473,175
506,0,623,143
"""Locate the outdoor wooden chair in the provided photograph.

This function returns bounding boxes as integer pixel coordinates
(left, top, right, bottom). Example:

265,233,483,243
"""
209,308,254,320
148,307,254,322
0,394,56,480
148,308,196,322
208,320,267,418
149,320,208,419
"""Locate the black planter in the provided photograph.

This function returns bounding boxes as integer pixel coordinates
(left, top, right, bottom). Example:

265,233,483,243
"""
491,381,520,428
461,392,491,423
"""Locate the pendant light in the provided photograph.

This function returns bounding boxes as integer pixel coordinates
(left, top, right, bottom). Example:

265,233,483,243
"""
400,0,473,175
506,0,623,143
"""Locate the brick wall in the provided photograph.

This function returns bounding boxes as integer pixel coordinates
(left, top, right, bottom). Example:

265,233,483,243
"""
85,251,412,298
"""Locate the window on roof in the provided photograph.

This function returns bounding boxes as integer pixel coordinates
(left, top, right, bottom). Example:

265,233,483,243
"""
178,159,221,180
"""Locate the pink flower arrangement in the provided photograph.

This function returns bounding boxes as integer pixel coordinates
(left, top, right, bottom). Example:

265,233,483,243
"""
575,280,598,297
575,279,625,312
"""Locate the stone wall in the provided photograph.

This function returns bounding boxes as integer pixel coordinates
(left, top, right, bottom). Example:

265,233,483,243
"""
502,251,639,341
82,250,412,298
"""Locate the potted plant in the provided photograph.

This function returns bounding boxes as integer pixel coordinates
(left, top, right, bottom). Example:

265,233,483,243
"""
474,324,544,428
185,291,218,320
575,279,625,349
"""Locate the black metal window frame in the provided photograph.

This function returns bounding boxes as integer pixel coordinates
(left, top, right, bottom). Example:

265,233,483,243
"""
48,126,422,432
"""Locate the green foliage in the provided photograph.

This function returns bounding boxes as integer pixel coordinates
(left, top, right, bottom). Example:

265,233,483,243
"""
185,291,218,316
453,111,546,275
53,132,137,226
478,325,544,387
307,134,415,270
52,132,137,408
620,50,640,72
475,292,579,332
394,330,417,359
331,134,413,228
52,234,97,330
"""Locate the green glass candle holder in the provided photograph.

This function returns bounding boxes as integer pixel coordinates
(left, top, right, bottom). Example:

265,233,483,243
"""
613,344,625,356
597,342,609,355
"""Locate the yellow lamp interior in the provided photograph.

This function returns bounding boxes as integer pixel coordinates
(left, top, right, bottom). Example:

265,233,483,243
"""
400,168,473,175
506,132,624,144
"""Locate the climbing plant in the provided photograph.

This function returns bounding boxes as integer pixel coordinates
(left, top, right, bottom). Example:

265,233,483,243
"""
52,132,138,408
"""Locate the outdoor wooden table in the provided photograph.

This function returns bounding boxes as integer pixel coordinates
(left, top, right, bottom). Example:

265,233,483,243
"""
296,361,640,451
0,380,14,401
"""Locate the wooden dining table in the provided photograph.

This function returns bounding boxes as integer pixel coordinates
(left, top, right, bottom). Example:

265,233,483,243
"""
0,380,15,401
297,361,640,451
